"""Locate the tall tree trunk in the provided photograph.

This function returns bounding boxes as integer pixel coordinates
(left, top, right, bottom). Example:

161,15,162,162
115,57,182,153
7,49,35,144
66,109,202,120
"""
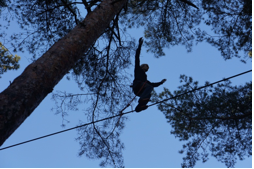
0,0,127,146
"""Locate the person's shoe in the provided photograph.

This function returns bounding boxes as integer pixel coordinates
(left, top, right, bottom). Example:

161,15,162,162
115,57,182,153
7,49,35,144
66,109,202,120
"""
135,105,148,112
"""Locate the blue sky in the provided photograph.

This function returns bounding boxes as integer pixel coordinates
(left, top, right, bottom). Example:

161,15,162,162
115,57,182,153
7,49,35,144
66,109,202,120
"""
0,7,252,168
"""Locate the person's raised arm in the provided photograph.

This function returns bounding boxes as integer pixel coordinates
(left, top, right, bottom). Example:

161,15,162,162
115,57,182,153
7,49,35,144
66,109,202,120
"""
135,37,143,67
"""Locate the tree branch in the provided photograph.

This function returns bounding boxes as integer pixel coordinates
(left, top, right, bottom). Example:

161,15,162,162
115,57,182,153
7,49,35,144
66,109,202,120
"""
82,0,91,13
192,112,252,121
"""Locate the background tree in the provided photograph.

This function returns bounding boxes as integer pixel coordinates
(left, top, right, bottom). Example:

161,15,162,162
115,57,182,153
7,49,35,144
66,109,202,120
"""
0,0,7,9
3,0,251,61
0,0,20,77
0,0,251,167
151,75,252,167
122,0,252,61
0,42,21,78
0,0,130,167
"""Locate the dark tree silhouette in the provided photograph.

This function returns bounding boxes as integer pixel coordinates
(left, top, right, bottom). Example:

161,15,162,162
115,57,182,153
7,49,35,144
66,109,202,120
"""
0,1,130,167
152,75,252,167
121,0,252,60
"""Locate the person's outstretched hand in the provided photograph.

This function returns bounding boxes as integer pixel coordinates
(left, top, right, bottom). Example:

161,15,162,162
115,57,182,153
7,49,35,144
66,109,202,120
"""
139,37,144,46
161,79,167,84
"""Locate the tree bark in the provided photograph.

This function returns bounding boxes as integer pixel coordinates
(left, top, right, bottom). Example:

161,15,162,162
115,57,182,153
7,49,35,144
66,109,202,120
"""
0,0,127,146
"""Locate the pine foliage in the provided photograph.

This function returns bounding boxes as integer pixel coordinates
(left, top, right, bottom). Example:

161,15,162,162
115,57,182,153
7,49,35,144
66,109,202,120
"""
152,75,251,167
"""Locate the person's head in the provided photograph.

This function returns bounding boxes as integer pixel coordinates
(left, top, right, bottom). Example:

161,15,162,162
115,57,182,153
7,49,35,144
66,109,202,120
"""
141,64,149,72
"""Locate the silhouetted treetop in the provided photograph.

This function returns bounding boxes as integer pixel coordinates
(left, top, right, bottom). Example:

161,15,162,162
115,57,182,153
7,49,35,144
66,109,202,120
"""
152,75,251,167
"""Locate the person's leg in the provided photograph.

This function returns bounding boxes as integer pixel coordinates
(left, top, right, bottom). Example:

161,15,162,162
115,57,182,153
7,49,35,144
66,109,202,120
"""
135,83,153,112
138,83,153,103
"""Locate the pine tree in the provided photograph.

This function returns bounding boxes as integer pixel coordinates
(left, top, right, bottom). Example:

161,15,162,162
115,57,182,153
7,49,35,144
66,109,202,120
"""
0,0,128,147
152,75,252,167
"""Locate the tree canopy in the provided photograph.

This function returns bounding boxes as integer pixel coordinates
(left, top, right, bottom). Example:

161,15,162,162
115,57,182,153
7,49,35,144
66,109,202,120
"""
0,0,252,167
1,0,251,60
0,42,20,78
122,0,252,61
152,75,251,167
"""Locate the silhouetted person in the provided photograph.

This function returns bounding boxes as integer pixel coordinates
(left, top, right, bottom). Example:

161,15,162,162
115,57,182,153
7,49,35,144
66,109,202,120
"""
132,37,166,112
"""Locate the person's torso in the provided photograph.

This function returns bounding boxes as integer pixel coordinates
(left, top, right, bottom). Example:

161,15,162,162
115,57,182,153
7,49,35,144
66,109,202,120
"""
134,66,147,82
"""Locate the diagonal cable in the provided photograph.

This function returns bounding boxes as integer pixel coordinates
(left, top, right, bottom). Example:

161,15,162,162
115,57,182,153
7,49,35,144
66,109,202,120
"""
0,69,251,151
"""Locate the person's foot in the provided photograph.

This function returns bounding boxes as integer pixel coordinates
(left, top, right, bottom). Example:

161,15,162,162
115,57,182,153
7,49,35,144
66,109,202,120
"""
135,104,148,112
